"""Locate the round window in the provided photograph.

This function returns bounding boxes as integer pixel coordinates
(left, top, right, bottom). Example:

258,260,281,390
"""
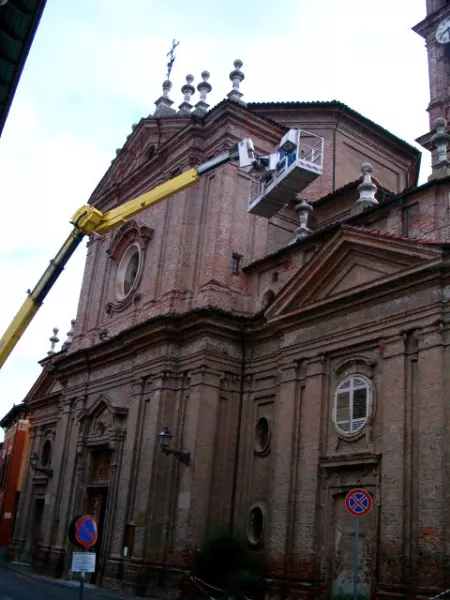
254,417,271,455
247,505,264,547
116,245,141,300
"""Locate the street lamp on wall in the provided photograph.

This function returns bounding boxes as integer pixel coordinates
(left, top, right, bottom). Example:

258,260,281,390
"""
158,427,190,465
29,452,53,478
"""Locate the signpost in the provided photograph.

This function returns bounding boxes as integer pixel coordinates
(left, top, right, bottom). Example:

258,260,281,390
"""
68,514,98,600
345,489,373,600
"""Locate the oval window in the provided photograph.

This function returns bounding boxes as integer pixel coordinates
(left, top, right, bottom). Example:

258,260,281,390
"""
247,505,264,547
116,245,141,300
254,417,271,455
333,375,371,437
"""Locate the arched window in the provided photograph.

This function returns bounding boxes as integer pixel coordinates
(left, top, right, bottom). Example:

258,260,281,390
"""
333,375,371,436
41,440,52,467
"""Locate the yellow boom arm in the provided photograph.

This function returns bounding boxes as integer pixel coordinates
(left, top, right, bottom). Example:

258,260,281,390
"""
72,167,200,236
0,168,201,370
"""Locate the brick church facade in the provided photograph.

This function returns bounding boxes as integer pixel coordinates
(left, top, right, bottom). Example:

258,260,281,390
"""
8,2,450,598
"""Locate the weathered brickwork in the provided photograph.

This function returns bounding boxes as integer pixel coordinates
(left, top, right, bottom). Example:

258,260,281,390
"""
10,6,450,598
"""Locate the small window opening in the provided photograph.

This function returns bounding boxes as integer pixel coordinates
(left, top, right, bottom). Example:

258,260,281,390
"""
42,440,52,467
232,253,242,275
272,271,279,283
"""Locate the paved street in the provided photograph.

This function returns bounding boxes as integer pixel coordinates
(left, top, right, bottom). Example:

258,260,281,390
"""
0,567,130,600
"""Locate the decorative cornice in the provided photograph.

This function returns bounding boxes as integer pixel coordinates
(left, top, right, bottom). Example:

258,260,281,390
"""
320,452,381,470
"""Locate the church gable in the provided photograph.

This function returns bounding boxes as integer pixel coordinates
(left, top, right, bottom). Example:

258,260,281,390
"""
24,363,63,407
265,225,442,320
89,116,190,206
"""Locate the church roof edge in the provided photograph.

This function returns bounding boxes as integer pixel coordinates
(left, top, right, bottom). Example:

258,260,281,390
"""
248,100,420,155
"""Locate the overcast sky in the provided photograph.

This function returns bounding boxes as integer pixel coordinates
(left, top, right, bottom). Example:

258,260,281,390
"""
0,0,431,439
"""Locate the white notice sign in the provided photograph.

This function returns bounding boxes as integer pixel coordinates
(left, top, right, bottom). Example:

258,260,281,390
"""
71,552,96,573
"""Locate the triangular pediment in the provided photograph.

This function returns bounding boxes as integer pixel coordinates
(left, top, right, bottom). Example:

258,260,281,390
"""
80,394,128,440
23,362,63,407
89,116,191,206
48,379,63,394
265,225,442,320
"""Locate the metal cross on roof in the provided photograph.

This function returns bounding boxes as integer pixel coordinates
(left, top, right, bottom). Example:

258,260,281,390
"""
166,39,180,80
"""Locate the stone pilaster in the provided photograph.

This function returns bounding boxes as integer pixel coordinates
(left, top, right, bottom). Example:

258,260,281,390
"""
268,361,301,560
415,324,445,590
177,367,222,547
142,370,181,563
109,377,144,556
292,356,327,568
57,395,86,549
378,335,407,588
130,375,162,559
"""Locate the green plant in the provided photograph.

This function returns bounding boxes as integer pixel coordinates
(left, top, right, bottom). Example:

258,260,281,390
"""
194,529,265,598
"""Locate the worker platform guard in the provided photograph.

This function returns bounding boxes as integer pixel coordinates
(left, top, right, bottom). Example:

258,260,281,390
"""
248,128,324,219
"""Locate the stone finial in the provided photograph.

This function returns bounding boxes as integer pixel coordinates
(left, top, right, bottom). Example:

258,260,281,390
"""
289,195,313,244
351,163,378,215
429,117,450,180
193,70,212,117
61,319,76,352
227,59,245,105
47,327,59,356
179,74,195,115
153,79,176,117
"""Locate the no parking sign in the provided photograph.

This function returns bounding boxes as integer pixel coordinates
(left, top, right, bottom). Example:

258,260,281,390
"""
345,488,373,517
68,514,98,548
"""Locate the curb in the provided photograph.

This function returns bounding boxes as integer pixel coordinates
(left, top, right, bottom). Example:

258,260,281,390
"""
2,563,132,599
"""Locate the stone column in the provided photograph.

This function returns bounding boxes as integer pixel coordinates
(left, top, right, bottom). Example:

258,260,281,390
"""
268,361,300,561
292,356,327,571
377,335,407,588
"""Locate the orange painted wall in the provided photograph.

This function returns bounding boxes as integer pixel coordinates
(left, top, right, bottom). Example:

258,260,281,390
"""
0,419,30,547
